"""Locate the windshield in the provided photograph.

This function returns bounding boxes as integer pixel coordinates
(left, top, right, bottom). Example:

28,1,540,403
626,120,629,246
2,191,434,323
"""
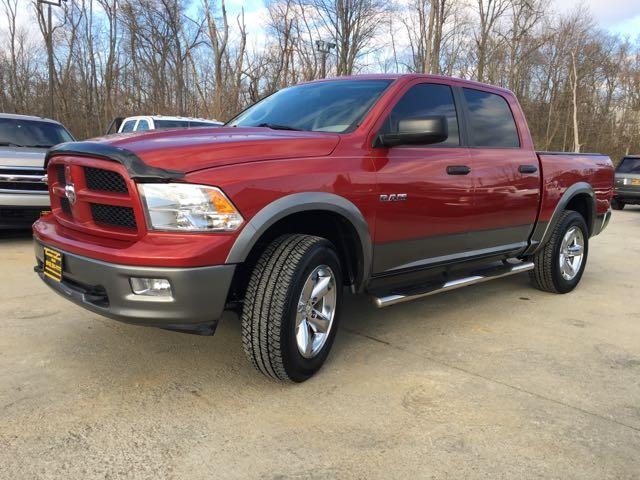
0,118,73,148
617,157,640,174
228,79,393,133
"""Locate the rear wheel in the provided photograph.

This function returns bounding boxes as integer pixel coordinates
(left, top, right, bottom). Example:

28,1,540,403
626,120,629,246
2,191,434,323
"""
241,234,343,382
611,198,625,210
529,210,588,293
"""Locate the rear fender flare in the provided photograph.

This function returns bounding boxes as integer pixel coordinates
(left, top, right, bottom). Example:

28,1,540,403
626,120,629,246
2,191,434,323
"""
526,182,595,255
226,192,372,290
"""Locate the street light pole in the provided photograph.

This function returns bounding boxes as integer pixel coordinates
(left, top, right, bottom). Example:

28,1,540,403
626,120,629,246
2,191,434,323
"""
315,40,336,79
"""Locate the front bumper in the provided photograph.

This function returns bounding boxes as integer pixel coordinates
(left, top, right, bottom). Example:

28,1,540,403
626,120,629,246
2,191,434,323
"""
34,241,235,334
0,192,50,207
614,189,640,205
0,192,49,228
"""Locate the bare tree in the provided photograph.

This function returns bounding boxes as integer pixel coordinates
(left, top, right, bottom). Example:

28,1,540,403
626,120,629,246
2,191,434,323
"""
307,0,387,75
473,0,510,82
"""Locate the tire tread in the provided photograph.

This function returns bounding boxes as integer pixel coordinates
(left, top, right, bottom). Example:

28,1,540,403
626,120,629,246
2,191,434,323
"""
241,234,326,381
529,210,585,293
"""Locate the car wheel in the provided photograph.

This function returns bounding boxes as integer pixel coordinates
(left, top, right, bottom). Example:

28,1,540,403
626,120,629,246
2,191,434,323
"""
241,234,343,382
611,198,625,210
529,210,589,294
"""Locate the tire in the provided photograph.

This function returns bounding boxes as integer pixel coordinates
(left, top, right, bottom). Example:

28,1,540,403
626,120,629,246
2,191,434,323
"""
529,210,589,294
241,234,343,382
611,198,625,210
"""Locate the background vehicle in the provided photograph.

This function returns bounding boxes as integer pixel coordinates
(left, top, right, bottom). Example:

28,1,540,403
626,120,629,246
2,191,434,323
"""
34,75,613,382
0,114,74,228
106,115,223,135
612,155,640,210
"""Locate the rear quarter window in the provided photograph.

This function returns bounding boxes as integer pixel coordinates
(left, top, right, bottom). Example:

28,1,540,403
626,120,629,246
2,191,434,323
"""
463,88,520,148
154,120,190,129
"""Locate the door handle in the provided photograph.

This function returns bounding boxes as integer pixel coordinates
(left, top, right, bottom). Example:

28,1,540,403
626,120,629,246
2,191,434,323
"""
447,165,471,175
518,164,538,174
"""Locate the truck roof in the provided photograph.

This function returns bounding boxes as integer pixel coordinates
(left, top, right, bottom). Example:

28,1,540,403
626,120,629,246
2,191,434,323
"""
123,115,222,123
0,113,62,124
303,73,515,96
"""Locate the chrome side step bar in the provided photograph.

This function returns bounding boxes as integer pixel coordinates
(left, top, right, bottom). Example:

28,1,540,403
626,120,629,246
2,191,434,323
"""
372,261,535,308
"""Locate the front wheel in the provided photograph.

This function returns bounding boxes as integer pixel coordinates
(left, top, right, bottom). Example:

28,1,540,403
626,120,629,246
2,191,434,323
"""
529,210,589,294
241,234,343,382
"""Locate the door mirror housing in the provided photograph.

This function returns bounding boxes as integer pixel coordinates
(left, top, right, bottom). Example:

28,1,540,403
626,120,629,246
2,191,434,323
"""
377,115,448,148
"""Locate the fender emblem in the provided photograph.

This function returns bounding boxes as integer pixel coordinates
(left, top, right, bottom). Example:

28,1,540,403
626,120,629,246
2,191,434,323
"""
380,193,408,202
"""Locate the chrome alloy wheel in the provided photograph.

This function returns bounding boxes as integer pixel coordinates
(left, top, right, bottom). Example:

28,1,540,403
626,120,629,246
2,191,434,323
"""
559,226,585,281
295,265,337,359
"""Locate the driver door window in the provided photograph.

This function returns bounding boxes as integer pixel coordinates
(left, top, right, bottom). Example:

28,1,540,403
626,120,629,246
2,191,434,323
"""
380,83,460,146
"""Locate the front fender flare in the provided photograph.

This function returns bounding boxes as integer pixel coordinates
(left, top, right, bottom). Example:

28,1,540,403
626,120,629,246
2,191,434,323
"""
226,192,372,290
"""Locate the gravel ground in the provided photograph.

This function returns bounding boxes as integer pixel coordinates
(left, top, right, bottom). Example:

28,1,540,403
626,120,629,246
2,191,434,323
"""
1,207,639,479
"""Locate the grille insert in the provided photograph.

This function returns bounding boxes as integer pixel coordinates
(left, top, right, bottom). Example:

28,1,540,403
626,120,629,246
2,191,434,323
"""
59,197,72,216
56,165,66,185
90,203,136,229
85,167,127,193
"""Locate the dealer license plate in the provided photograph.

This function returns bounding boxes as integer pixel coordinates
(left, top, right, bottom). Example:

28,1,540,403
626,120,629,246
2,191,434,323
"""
43,246,63,282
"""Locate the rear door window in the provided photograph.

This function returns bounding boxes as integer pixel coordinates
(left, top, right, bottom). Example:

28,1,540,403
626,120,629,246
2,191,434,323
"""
136,119,150,131
463,88,520,148
381,83,460,146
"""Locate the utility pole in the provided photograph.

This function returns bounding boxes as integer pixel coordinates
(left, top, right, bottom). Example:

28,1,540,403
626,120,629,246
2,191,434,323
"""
315,40,336,78
37,0,66,119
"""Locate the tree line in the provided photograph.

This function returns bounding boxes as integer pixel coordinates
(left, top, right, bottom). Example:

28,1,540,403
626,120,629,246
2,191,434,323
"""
0,0,638,162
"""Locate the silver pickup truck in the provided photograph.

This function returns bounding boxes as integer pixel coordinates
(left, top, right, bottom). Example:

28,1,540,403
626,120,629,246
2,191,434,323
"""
0,114,74,228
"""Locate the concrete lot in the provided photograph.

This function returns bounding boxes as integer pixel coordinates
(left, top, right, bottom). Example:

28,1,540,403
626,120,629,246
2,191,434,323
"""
1,209,639,480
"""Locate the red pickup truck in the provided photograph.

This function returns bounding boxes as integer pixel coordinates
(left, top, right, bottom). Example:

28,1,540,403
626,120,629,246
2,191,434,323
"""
34,74,614,382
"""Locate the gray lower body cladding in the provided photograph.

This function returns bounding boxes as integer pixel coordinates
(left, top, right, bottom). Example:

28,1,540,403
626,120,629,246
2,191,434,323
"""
34,241,235,335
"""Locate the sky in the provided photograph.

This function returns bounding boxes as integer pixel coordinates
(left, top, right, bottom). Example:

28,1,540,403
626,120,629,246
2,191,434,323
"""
3,0,639,43
223,0,640,39
552,0,640,36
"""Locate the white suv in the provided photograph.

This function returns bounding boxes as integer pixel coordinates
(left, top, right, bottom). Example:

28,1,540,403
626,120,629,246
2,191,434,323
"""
116,115,223,133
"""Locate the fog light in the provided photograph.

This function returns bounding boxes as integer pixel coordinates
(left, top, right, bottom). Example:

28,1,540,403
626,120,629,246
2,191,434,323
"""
130,278,173,297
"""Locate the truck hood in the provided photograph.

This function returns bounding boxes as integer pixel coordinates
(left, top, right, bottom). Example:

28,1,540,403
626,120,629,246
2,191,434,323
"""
90,127,341,173
0,147,47,169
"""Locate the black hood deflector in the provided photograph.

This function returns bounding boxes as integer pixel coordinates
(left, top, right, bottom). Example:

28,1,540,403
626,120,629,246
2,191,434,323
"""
45,141,185,181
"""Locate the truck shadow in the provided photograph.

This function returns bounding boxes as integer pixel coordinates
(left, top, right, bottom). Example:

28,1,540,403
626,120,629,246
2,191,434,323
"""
46,272,535,393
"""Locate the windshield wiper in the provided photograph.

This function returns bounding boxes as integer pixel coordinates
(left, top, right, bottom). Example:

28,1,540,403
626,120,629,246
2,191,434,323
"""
0,142,25,147
257,123,301,131
22,144,53,149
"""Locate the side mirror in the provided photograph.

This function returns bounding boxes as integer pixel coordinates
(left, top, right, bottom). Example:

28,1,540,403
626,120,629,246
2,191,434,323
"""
377,115,448,148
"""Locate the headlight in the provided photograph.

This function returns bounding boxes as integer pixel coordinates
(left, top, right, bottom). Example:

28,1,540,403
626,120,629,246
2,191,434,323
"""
138,183,244,232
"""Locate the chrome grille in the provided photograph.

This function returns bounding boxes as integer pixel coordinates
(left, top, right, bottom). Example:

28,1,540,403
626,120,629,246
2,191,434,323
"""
0,166,48,192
